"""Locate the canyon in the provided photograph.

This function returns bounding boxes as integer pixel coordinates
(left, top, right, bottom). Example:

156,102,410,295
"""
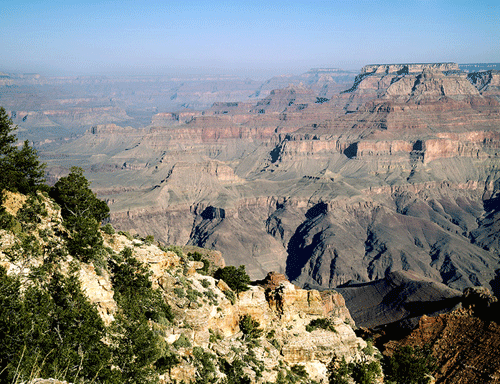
3,63,500,383
4,64,500,295
30,63,500,302
36,63,500,297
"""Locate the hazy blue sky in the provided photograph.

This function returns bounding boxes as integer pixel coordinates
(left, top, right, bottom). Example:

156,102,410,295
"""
2,0,499,78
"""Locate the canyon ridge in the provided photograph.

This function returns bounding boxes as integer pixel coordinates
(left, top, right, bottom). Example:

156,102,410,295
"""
34,63,500,297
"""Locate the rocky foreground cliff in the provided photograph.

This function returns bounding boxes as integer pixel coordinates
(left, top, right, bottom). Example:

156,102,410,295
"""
0,191,376,384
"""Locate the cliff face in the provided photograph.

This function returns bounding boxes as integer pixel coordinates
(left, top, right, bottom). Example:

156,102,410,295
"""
385,309,500,384
360,63,460,75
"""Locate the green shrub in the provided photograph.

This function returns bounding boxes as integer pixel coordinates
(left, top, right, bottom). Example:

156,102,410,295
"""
101,222,115,235
220,357,250,384
119,230,133,240
108,247,176,383
306,317,336,332
0,107,46,195
109,247,174,323
145,234,154,245
201,279,211,288
167,245,184,258
0,207,16,231
214,265,251,293
350,360,381,384
291,364,308,379
173,333,192,349
362,340,375,356
49,167,110,264
0,266,113,384
209,329,222,343
50,166,109,224
16,194,48,230
224,289,236,304
328,355,350,384
186,287,202,302
383,345,436,384
174,287,186,298
192,347,217,384
155,348,180,375
189,251,211,275
268,338,280,350
239,314,263,340
4,233,42,262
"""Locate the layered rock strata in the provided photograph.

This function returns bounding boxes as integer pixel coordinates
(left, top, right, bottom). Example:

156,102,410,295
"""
42,63,500,302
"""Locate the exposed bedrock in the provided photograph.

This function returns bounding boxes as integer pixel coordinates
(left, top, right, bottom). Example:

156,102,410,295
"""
336,270,462,329
110,177,500,292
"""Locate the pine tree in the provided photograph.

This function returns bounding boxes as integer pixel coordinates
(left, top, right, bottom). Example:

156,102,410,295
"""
50,166,109,263
0,107,46,194
50,166,109,225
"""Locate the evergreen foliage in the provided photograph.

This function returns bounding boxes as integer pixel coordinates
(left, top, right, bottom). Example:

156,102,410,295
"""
50,166,109,263
328,355,381,384
306,317,336,333
383,345,436,384
50,166,109,225
109,247,173,323
350,360,381,384
108,247,176,383
192,347,217,384
189,251,211,275
328,356,350,384
239,314,263,340
290,364,308,379
220,358,251,384
214,265,251,293
0,107,46,195
0,265,113,384
0,128,182,384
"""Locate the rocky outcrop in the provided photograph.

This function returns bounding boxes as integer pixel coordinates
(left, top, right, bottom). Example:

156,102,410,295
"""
100,242,369,382
0,194,371,384
360,63,460,75
468,70,500,99
151,110,201,125
10,107,130,130
385,309,500,384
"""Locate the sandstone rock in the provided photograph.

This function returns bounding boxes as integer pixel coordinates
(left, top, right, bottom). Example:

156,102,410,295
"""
29,379,70,384
216,279,231,292
360,63,460,75
253,271,290,290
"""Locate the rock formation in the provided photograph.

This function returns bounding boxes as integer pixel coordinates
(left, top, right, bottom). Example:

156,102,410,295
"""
0,193,371,383
39,63,500,306
384,308,500,383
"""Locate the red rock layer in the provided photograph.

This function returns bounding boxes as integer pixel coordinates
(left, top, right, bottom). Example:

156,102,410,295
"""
386,309,500,384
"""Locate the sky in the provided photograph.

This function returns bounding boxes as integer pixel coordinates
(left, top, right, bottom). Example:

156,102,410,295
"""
1,0,499,79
